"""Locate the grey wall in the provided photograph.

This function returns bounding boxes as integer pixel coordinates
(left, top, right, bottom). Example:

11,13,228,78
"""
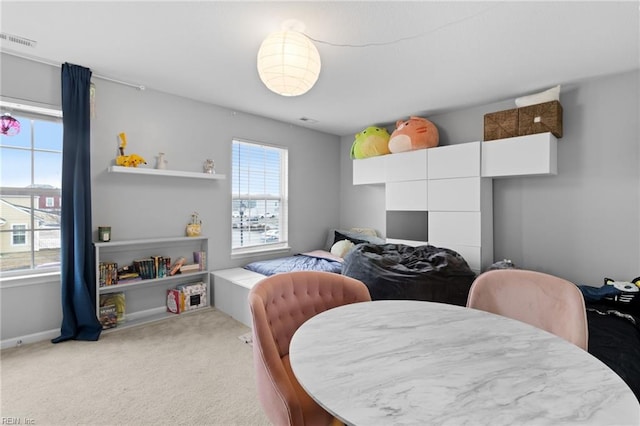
339,70,640,286
90,77,341,268
2,50,638,345
0,53,341,345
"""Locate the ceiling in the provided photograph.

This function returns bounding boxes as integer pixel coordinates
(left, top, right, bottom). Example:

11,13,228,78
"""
1,1,638,136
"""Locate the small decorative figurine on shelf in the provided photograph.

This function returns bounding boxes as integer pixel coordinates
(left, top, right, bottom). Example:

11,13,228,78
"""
155,152,167,170
115,132,147,167
203,159,215,174
186,212,202,237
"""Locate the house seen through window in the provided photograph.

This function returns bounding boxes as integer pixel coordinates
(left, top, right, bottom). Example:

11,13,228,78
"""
0,103,63,273
231,139,288,254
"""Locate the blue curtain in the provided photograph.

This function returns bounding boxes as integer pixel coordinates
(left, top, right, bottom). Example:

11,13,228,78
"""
52,63,101,343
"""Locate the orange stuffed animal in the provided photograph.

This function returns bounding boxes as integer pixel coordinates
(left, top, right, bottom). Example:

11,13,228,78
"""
388,116,439,153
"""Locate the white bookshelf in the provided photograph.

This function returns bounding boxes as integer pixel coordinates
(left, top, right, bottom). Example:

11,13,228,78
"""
95,236,210,332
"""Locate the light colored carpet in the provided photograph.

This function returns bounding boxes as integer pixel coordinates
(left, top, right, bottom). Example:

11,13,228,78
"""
0,308,270,426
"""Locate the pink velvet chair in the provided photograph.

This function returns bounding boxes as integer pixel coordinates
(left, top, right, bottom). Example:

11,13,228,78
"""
466,269,589,350
248,271,371,426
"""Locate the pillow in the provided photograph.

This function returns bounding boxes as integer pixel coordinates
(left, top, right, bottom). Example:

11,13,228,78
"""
330,240,355,258
324,228,385,251
515,85,560,108
334,230,369,246
349,227,378,237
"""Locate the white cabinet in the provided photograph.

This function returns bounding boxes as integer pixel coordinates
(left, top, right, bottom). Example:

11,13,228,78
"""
352,155,387,185
94,236,210,332
481,132,557,178
352,133,558,273
353,149,428,185
429,211,481,246
428,177,482,212
386,180,428,211
428,141,481,179
385,149,428,182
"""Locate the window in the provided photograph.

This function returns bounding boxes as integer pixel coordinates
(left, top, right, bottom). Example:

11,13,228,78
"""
231,139,288,254
0,101,63,273
12,224,27,246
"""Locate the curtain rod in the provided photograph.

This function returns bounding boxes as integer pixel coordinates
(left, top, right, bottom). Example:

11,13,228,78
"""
1,49,146,91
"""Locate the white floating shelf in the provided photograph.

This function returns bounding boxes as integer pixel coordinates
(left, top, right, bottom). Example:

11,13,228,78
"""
107,165,226,180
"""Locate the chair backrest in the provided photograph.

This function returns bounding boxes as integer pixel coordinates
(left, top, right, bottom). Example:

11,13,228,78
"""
249,271,371,426
466,269,588,350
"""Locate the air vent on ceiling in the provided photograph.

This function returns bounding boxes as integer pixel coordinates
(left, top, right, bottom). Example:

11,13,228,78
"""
0,33,37,48
299,117,318,124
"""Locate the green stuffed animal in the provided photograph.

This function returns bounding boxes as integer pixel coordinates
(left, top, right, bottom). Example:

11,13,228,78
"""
350,126,391,159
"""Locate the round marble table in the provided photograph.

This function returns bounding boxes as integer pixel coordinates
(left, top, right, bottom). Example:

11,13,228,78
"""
289,300,639,425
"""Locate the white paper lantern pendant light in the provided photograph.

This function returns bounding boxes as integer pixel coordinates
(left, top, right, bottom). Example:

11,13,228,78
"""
257,20,321,97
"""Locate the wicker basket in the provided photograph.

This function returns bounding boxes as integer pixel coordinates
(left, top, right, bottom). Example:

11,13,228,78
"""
518,100,563,138
484,108,518,141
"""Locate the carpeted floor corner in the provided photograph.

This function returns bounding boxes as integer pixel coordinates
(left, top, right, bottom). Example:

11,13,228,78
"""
0,308,269,426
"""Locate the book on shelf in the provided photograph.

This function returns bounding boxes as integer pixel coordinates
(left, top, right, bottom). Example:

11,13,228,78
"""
118,271,140,280
177,282,208,311
100,292,126,324
169,257,186,276
99,304,118,329
167,288,183,314
167,281,207,314
193,251,206,271
152,255,167,278
99,262,118,287
133,258,155,279
179,263,201,273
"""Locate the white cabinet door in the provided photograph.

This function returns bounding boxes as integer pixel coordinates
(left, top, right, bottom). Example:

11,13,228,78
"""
428,211,481,246
385,149,428,182
481,133,557,178
386,180,428,211
427,177,481,212
428,141,481,179
353,155,387,185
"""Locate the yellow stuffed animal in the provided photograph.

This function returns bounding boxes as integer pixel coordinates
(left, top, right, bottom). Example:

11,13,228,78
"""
116,132,146,167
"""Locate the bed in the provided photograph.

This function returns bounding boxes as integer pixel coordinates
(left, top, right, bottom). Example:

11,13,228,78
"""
243,228,476,306
244,250,343,276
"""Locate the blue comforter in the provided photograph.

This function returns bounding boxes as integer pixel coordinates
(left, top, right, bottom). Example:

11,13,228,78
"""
244,252,342,276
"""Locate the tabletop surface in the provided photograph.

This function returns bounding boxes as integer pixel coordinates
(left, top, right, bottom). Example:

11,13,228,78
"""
289,300,639,426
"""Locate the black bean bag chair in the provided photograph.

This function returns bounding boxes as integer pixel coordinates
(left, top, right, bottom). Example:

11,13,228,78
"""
342,243,476,306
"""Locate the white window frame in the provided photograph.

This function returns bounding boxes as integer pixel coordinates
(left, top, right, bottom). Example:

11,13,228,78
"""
231,138,289,257
0,99,63,277
11,224,27,246
45,197,54,207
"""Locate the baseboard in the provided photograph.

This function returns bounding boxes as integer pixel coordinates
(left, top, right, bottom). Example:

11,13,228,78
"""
1,328,60,350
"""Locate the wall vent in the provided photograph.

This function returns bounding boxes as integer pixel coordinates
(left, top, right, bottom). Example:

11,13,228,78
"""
0,33,37,48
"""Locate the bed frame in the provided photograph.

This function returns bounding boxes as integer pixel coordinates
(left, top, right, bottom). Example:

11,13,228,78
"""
211,268,266,328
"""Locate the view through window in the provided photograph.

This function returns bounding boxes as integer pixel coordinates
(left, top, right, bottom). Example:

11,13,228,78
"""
0,105,63,273
231,139,288,253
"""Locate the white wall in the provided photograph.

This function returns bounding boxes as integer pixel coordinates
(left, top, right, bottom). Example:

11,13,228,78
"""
0,53,341,346
339,70,640,286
